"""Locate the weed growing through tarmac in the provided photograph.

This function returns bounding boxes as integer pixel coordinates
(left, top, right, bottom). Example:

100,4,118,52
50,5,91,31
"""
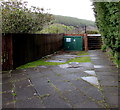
77,51,89,56
40,94,50,99
47,80,51,83
66,57,91,63
55,73,61,76
12,92,17,97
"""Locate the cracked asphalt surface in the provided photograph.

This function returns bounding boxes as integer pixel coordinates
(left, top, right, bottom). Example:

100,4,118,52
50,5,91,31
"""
1,50,119,109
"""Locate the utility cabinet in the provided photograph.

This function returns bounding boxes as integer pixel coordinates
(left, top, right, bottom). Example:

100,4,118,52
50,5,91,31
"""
64,36,83,51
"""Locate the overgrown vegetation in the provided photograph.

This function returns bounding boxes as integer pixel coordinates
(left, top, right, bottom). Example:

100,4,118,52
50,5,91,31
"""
93,2,120,67
1,0,53,33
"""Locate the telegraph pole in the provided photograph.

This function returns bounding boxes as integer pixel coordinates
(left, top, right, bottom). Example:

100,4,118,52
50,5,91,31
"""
84,25,86,34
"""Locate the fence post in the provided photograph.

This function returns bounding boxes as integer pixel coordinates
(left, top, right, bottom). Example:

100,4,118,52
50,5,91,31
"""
2,35,13,70
84,34,88,51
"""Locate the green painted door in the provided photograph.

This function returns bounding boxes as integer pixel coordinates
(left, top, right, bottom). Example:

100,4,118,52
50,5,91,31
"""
64,36,83,51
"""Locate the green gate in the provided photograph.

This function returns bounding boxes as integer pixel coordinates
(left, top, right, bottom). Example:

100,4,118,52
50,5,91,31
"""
64,36,83,51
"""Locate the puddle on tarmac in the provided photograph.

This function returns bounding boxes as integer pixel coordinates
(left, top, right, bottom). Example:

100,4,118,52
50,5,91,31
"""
46,59,67,63
64,55,78,57
81,76,99,86
59,64,69,68
79,62,94,68
69,62,79,65
59,62,83,69
37,66,47,68
53,55,77,59
89,55,97,57
84,70,96,76
79,55,90,57
91,57,100,59
94,65,104,68
68,62,82,68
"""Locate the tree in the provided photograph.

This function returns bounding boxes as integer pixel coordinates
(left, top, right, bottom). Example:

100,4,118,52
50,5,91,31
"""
1,0,53,33
37,23,75,34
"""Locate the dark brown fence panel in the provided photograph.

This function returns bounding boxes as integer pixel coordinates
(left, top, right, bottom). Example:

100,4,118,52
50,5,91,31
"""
2,34,64,70
2,35,13,70
12,34,64,69
12,34,34,68
88,35,102,50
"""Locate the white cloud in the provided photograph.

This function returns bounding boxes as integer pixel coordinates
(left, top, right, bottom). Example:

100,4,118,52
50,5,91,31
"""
26,0,95,21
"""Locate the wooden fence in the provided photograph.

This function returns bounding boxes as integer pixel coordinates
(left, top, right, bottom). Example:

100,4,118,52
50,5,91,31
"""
2,33,102,71
2,34,64,70
87,34,102,50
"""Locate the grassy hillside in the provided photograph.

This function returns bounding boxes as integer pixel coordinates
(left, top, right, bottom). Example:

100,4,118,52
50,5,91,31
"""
53,15,96,27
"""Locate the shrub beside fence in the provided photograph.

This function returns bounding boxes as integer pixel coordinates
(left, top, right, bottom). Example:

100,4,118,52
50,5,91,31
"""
2,34,64,70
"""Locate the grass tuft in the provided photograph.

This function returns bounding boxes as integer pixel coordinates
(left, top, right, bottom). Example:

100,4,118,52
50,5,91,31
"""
77,51,89,56
67,57,91,63
17,59,65,69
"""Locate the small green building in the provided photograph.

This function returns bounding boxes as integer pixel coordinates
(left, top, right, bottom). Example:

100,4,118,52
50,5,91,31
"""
64,36,83,51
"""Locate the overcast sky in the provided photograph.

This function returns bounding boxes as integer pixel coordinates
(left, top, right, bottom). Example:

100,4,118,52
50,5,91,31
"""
26,0,95,21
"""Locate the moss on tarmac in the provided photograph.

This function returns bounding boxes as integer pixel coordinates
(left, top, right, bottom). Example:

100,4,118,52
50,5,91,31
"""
17,51,91,69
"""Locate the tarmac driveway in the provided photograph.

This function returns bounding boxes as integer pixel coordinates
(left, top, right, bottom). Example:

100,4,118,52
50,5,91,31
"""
2,50,118,109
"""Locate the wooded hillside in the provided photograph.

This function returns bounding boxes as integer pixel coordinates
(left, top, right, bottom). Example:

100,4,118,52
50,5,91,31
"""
38,15,98,34
53,15,96,27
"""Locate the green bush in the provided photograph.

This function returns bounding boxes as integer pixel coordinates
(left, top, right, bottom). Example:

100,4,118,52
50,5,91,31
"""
86,30,99,34
93,2,119,67
37,23,75,34
101,44,107,52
